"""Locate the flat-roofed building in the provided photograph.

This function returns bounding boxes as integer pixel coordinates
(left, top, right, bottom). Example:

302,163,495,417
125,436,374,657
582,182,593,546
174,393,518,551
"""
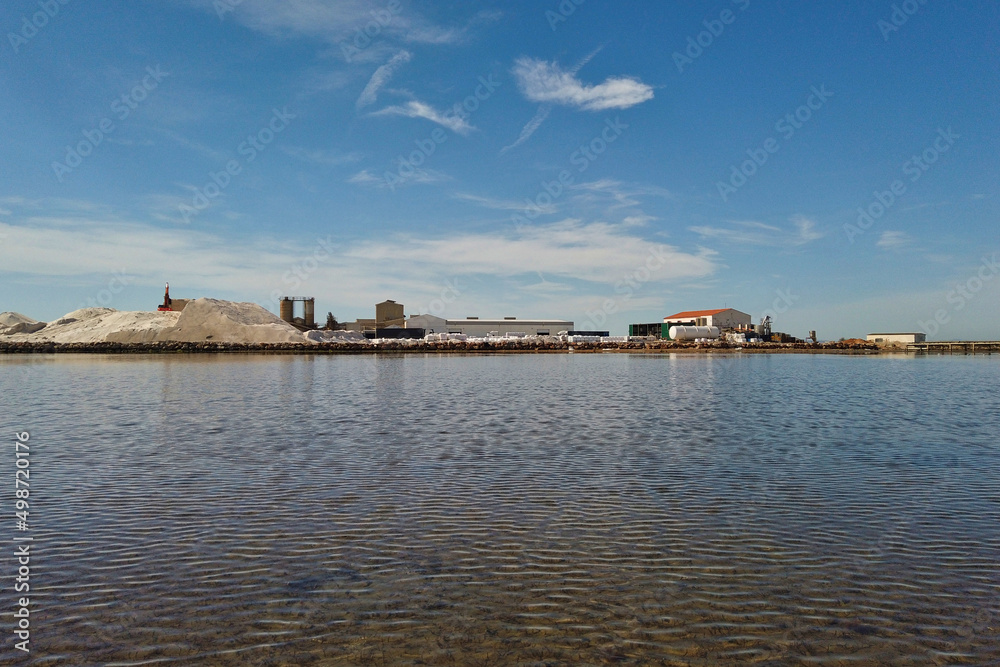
867,332,926,344
406,314,572,337
345,318,376,332
629,322,667,338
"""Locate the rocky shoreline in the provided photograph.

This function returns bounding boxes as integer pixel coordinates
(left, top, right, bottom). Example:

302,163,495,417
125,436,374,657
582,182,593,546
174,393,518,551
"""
0,340,880,354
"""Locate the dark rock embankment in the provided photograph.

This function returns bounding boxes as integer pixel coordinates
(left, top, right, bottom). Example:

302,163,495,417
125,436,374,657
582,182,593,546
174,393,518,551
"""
0,340,879,354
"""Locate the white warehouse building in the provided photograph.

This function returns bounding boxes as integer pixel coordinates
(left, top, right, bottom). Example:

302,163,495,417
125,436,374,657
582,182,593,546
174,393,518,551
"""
867,332,926,344
406,314,573,337
663,308,752,329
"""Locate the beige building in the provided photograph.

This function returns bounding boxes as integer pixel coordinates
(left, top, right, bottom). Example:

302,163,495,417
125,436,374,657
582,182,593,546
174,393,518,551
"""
867,332,926,344
346,319,376,332
406,314,573,337
664,308,752,329
346,300,406,331
376,300,404,325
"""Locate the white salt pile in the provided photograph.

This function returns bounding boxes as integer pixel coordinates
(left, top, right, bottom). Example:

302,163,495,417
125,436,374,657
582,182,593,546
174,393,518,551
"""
5,308,180,343
2,299,373,345
0,312,38,327
152,298,305,343
0,312,46,335
304,329,368,343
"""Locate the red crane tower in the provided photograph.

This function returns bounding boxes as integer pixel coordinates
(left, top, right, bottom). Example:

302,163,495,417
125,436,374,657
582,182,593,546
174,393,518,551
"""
157,283,173,311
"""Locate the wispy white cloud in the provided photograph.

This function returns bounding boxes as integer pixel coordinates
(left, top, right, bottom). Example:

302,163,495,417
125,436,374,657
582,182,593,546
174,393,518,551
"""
512,57,654,111
0,204,716,319
0,197,36,207
397,8,501,46
522,273,573,293
564,180,668,228
141,193,198,225
0,197,115,216
348,167,451,189
690,217,824,247
370,100,473,134
501,104,551,154
189,0,497,62
923,253,955,264
453,193,557,215
502,46,612,153
689,223,771,245
876,230,913,250
195,1,430,44
157,128,231,162
792,215,824,244
105,137,155,148
346,169,382,185
282,146,362,166
298,69,354,95
570,179,672,212
356,50,412,109
350,218,716,284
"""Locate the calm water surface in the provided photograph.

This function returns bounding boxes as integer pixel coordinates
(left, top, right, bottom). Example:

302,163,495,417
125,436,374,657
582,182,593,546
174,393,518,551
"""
1,352,998,665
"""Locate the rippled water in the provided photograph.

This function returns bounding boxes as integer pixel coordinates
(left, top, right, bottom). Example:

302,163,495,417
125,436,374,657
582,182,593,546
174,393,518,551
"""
2,352,999,665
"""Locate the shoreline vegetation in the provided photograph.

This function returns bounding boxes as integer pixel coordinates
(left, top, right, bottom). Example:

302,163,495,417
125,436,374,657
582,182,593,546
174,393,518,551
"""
0,340,882,354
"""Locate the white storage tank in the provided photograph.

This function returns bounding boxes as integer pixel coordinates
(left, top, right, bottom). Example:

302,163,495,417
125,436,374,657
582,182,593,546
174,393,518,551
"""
669,325,720,341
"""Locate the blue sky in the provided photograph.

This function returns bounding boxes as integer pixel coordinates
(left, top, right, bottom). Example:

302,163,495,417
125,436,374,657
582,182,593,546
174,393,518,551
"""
1,0,997,339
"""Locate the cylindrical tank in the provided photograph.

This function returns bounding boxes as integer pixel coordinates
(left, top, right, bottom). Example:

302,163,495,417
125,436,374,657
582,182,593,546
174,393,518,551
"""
279,298,293,323
669,325,720,341
303,299,315,328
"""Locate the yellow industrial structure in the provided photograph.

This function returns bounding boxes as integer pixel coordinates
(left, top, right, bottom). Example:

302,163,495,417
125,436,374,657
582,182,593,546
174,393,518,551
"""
347,299,407,331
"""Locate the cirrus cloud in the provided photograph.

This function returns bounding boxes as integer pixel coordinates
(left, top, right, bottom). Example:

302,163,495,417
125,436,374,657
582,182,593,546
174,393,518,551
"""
369,100,474,134
512,57,654,111
356,50,412,109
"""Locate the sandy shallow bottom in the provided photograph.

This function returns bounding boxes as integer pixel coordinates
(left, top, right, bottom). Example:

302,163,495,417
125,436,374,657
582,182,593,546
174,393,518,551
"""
4,353,998,665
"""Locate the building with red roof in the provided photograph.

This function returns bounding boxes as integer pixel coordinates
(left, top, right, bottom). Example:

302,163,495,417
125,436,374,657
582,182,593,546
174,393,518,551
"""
663,308,751,329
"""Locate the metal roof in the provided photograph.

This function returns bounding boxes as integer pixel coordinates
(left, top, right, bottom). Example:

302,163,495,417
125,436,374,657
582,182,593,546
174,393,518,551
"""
664,308,731,319
445,318,572,324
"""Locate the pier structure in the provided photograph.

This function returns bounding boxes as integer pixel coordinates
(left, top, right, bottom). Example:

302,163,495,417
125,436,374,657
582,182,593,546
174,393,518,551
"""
907,341,1000,354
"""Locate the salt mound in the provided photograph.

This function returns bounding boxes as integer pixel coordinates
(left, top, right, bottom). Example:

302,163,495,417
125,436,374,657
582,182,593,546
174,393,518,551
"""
3,299,318,344
0,312,38,327
154,298,305,344
8,310,181,343
2,321,47,335
61,307,116,321
304,329,369,344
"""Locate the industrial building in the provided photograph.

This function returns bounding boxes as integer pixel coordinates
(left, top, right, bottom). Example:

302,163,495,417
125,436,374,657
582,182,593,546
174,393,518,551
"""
867,332,926,344
406,314,573,337
342,301,572,336
630,308,753,340
664,308,752,329
346,299,406,332
628,322,669,338
279,296,316,330
376,300,404,325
